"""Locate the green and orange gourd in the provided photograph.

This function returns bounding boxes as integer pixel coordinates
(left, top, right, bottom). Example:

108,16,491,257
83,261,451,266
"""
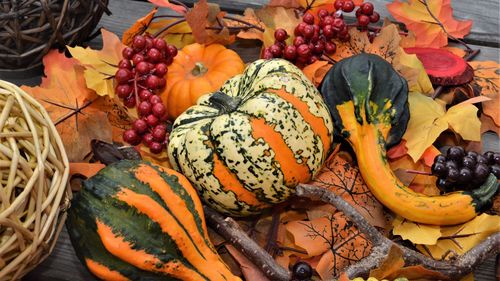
168,59,335,216
66,160,241,281
320,53,498,225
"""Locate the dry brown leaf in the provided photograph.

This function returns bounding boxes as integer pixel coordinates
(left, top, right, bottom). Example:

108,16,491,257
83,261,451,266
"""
225,245,270,281
22,50,112,162
228,8,265,41
469,61,500,126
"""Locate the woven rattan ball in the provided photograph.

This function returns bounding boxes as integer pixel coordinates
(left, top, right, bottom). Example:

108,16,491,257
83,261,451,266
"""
0,0,110,70
0,80,70,280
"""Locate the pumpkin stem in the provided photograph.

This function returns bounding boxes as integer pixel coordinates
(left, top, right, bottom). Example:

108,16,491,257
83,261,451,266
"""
191,62,208,76
209,92,241,114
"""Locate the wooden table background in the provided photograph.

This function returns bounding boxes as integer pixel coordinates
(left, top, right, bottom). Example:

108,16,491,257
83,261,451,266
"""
0,0,497,280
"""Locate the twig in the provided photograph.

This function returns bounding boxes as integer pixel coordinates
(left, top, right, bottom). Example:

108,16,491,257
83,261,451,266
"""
153,18,186,37
404,169,432,176
295,184,500,279
203,206,290,281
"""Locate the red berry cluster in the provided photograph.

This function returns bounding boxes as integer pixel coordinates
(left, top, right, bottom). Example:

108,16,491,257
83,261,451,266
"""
352,2,380,27
115,34,178,154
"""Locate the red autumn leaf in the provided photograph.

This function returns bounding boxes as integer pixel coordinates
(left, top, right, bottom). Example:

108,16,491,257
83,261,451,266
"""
148,0,188,15
387,0,473,48
21,50,112,162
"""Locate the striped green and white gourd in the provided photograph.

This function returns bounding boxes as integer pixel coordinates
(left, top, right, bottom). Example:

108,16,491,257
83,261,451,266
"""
168,59,334,216
66,160,240,281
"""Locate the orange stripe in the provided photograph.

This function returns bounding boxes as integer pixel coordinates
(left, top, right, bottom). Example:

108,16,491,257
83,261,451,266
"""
96,217,203,280
212,153,269,208
250,118,311,186
269,87,331,156
85,258,129,281
134,164,209,248
114,188,237,280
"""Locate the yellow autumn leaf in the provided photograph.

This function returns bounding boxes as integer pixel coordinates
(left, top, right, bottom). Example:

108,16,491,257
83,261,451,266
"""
392,216,442,245
146,19,195,49
67,29,125,97
403,93,481,161
416,214,500,258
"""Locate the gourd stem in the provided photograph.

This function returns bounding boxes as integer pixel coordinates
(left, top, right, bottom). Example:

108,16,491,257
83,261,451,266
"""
209,91,241,114
191,62,208,76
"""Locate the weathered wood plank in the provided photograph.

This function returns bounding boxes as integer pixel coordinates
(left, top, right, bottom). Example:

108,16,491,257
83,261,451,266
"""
181,0,500,46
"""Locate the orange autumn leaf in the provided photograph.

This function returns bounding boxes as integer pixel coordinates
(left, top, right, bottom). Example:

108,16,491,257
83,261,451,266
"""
302,60,332,86
122,8,158,46
387,0,472,48
469,60,500,126
227,8,265,41
68,29,125,98
69,162,106,179
225,245,271,281
480,114,500,136
256,6,302,47
146,19,195,49
310,153,387,228
267,0,301,8
21,50,112,162
148,0,188,15
332,24,433,95
369,245,405,279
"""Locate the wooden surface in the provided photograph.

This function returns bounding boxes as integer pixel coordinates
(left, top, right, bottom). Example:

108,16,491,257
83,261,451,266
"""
0,0,496,280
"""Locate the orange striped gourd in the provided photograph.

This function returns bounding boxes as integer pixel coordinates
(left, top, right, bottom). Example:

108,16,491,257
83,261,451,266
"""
66,160,241,281
168,59,334,216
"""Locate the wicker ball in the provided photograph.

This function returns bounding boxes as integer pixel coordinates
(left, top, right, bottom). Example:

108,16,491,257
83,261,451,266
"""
0,0,110,70
0,81,70,280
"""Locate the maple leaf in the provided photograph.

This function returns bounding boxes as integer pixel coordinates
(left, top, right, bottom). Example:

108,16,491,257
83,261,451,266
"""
146,19,195,49
267,0,301,8
387,0,473,48
185,0,235,45
122,8,158,46
148,0,188,15
22,50,112,162
227,8,266,41
403,93,481,161
255,6,302,47
331,24,433,95
414,214,500,259
67,29,125,98
392,216,442,245
480,114,500,136
469,61,500,126
310,153,387,228
302,60,332,87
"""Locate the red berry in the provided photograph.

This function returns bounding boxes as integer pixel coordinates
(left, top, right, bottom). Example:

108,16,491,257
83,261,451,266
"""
142,133,154,146
132,35,146,50
322,16,335,27
146,114,159,127
293,36,306,47
323,25,336,39
152,103,166,117
325,41,337,54
262,48,273,59
369,11,380,23
165,56,174,66
334,0,344,10
122,47,134,59
303,25,315,39
139,89,153,101
157,77,166,89
339,25,349,37
147,48,162,63
133,119,148,134
153,38,167,50
152,127,166,142
156,124,168,132
149,142,163,154
342,0,355,12
116,84,132,98
145,36,154,49
136,61,150,74
303,13,315,24
274,40,286,50
274,28,288,42
146,75,160,89
118,59,132,69
297,44,311,58
357,14,370,26
123,129,141,145
138,101,152,116
155,63,168,77
333,18,345,29
339,33,350,41
317,9,329,18
308,55,319,64
269,44,283,58
132,53,145,65
149,95,162,105
313,41,325,55
361,2,374,15
294,22,307,36
283,45,297,60
355,8,363,17
167,45,178,57
124,95,136,108
115,68,132,84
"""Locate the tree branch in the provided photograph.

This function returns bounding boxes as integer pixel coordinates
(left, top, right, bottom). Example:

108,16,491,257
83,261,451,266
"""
295,184,500,280
203,206,291,281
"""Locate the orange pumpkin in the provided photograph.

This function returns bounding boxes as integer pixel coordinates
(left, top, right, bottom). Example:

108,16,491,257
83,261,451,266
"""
161,43,245,120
